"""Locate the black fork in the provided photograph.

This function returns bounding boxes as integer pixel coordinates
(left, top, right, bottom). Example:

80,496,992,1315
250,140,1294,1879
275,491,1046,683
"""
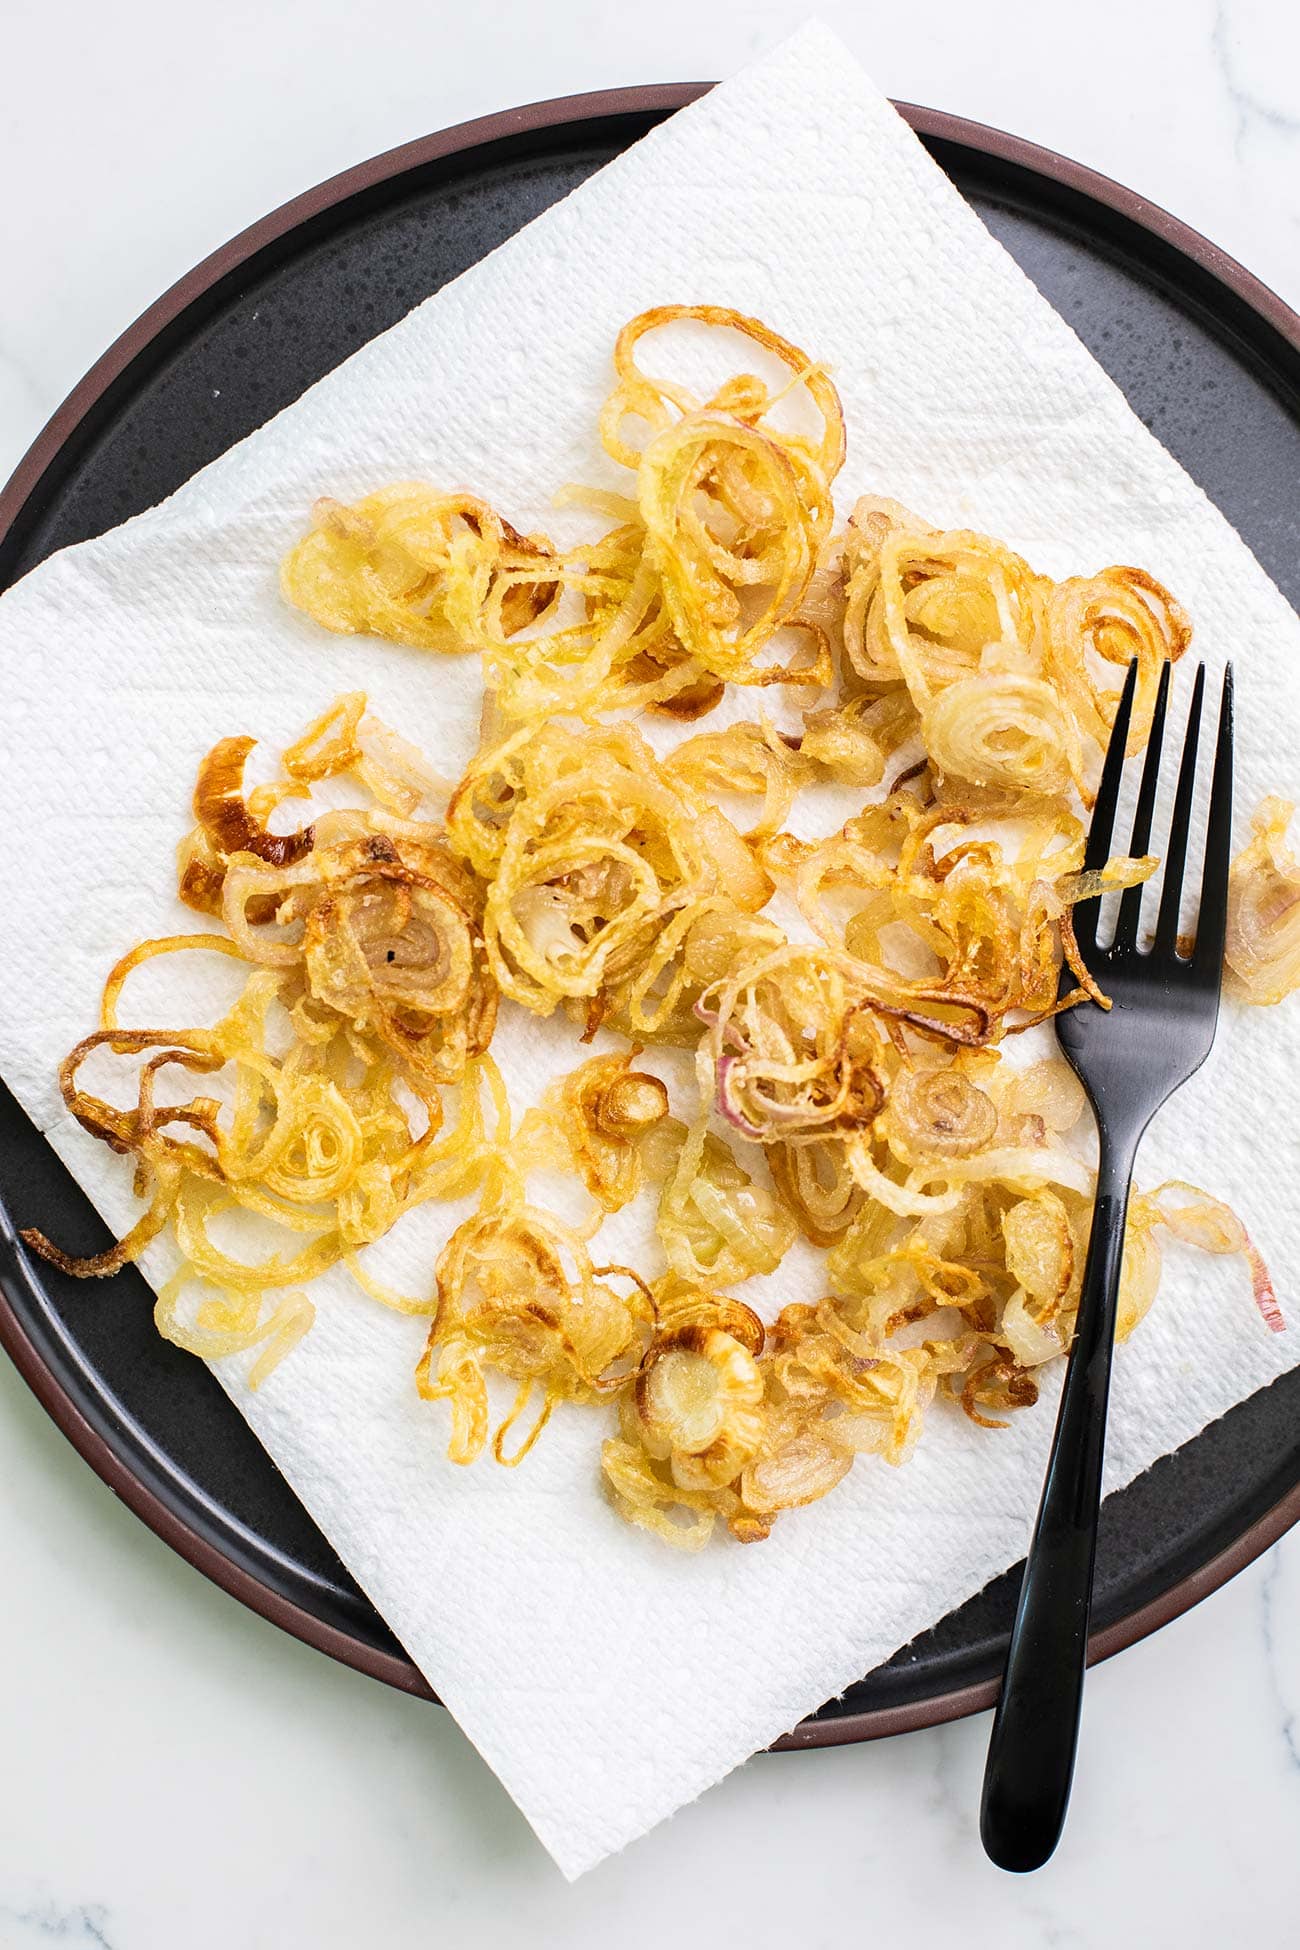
980,655,1234,1873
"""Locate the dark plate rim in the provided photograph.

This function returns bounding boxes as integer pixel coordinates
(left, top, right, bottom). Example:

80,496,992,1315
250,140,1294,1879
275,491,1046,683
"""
2,83,1298,1748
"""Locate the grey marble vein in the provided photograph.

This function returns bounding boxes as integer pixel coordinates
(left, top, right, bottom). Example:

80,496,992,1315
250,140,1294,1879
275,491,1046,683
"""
1259,1545,1300,1774
0,1903,115,1948
1213,0,1300,160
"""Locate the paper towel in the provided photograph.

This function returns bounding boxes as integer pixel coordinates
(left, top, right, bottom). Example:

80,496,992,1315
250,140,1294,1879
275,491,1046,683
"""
2,22,1299,1878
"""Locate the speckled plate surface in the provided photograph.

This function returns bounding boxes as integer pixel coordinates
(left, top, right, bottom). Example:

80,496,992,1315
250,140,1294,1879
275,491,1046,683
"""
2,88,1298,1745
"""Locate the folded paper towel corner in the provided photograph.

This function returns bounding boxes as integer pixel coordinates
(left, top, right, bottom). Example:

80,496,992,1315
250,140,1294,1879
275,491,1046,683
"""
3,20,1299,1879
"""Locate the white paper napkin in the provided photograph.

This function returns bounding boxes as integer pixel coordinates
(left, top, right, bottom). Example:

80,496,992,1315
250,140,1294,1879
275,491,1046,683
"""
2,22,1299,1879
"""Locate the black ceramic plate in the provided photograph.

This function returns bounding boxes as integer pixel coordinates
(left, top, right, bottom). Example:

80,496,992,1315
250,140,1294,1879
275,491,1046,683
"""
2,89,1299,1746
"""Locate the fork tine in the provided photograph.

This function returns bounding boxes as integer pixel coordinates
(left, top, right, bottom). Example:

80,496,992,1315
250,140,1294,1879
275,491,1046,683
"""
1192,664,1234,970
1153,663,1207,956
1071,658,1140,955
1082,658,1139,875
1112,658,1172,951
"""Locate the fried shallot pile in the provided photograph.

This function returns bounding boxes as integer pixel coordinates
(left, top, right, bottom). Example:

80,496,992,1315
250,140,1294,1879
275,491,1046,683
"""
31,307,1289,1549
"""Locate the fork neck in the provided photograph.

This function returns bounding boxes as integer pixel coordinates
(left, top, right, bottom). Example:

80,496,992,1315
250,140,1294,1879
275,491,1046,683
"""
1094,1122,1141,1200
1087,1068,1150,1182
1075,1120,1143,1370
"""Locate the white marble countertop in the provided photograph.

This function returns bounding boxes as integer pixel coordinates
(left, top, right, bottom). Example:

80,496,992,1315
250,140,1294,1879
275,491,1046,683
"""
3,1,1299,1942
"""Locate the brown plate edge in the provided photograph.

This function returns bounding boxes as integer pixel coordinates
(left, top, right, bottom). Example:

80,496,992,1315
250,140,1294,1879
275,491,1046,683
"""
2,82,1299,1745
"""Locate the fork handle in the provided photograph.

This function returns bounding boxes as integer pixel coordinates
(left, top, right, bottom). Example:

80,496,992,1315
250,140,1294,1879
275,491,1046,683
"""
980,1132,1137,1873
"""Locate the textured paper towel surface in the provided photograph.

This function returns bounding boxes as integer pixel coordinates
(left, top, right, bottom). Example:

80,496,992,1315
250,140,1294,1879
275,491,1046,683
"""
2,23,1300,1878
